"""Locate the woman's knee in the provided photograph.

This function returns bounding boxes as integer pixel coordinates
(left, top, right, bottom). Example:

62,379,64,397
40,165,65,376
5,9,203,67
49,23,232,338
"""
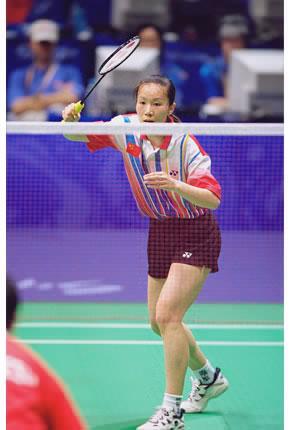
155,306,182,333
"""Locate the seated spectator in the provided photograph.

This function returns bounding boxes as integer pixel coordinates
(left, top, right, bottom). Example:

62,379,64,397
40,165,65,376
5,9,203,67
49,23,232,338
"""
6,276,88,430
137,24,187,106
137,24,163,49
200,14,249,115
7,19,84,121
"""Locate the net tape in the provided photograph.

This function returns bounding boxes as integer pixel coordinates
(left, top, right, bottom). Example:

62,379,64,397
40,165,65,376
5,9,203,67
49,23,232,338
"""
6,122,284,136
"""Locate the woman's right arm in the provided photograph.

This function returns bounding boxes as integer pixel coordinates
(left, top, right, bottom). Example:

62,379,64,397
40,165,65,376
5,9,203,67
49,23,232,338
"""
62,103,88,143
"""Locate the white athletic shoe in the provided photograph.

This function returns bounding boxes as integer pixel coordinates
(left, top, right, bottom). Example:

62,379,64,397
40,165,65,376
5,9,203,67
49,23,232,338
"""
136,406,184,429
181,368,229,413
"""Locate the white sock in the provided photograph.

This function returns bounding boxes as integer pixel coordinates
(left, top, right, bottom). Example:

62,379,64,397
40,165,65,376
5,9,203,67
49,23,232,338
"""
162,393,182,413
194,360,216,384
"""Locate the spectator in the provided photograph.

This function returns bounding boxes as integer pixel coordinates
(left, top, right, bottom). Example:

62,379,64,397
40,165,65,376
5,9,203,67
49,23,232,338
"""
200,14,249,114
6,277,88,430
7,19,84,120
138,24,163,49
137,24,187,106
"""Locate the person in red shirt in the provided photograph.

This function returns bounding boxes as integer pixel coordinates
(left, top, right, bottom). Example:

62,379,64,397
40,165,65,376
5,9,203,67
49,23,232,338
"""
6,277,88,430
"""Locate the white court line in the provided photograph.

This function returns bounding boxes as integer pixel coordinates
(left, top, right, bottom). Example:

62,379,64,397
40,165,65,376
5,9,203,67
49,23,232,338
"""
16,322,284,330
22,339,283,347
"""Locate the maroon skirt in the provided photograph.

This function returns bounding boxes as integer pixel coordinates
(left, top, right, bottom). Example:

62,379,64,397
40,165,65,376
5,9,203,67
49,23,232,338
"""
147,212,221,278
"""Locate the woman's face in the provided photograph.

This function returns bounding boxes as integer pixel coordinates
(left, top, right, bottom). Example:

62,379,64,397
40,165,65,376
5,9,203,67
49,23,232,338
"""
136,83,175,123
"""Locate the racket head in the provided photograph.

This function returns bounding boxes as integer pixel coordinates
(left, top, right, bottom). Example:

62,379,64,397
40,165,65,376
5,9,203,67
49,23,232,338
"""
98,36,140,75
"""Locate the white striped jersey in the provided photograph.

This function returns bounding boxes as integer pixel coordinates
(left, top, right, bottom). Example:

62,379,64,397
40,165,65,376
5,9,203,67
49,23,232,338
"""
86,114,221,219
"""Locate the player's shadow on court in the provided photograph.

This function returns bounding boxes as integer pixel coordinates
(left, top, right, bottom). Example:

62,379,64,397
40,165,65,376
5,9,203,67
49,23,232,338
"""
91,418,149,430
92,412,226,430
186,410,228,428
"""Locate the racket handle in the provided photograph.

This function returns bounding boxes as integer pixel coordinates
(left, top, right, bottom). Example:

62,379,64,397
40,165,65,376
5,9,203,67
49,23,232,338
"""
75,101,85,114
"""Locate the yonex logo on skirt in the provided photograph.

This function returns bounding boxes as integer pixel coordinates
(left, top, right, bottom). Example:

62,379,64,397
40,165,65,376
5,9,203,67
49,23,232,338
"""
182,252,192,258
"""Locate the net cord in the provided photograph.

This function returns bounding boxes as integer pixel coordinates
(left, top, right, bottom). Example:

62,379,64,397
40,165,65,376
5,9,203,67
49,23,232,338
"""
6,122,283,136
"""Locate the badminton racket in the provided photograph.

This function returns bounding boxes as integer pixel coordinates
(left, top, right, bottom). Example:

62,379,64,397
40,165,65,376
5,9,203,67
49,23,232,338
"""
74,36,140,114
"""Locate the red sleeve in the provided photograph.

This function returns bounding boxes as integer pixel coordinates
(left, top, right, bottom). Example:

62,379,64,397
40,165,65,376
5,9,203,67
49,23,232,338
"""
187,169,222,200
6,336,88,430
86,134,118,153
85,120,121,153
40,365,87,430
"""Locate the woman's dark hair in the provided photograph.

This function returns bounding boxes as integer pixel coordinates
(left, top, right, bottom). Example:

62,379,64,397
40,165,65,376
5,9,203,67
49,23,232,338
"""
135,75,175,104
134,75,181,122
6,276,19,330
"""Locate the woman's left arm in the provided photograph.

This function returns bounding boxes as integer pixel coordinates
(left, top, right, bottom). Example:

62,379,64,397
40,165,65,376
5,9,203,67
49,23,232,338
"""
174,180,220,209
143,172,220,210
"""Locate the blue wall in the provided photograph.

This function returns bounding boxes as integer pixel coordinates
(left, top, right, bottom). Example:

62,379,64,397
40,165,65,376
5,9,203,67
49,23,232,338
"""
7,134,283,231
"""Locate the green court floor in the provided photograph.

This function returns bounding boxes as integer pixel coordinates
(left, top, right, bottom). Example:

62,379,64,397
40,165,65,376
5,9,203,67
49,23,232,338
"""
14,303,283,430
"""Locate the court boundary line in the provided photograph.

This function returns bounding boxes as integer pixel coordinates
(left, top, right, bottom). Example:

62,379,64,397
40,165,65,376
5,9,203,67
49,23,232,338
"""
16,322,284,330
22,339,284,346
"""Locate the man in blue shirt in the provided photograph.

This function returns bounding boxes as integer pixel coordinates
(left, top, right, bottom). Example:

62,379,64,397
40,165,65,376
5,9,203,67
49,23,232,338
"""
7,19,84,120
199,15,249,114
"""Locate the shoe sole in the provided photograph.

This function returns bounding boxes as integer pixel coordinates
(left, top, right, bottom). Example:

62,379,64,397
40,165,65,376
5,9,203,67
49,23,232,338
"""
182,381,229,414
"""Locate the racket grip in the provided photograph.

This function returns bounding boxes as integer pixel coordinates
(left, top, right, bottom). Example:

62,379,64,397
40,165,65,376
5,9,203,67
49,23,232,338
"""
74,101,85,114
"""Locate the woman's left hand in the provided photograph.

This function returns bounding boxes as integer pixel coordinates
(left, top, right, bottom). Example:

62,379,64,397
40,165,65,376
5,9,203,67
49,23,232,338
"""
143,172,178,192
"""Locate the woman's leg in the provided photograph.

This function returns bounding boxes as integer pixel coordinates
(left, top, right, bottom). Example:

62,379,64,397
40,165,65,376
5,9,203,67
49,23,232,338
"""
147,275,165,336
148,273,209,371
155,263,210,394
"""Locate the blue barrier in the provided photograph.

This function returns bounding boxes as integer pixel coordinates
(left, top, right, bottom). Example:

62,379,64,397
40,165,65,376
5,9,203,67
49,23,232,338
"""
7,134,283,231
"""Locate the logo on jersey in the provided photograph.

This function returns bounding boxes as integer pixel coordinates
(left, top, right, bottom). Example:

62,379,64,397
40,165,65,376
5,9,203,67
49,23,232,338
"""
126,142,141,157
169,169,179,177
182,252,192,258
7,355,39,386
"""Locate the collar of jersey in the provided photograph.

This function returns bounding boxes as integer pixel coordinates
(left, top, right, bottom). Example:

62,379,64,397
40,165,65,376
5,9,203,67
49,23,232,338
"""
140,116,175,150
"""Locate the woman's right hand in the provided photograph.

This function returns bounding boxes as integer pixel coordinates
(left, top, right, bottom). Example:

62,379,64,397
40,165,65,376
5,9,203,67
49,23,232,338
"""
62,103,81,122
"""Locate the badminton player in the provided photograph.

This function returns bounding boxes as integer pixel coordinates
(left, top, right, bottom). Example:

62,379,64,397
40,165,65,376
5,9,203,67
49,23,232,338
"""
62,75,229,430
6,277,88,430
